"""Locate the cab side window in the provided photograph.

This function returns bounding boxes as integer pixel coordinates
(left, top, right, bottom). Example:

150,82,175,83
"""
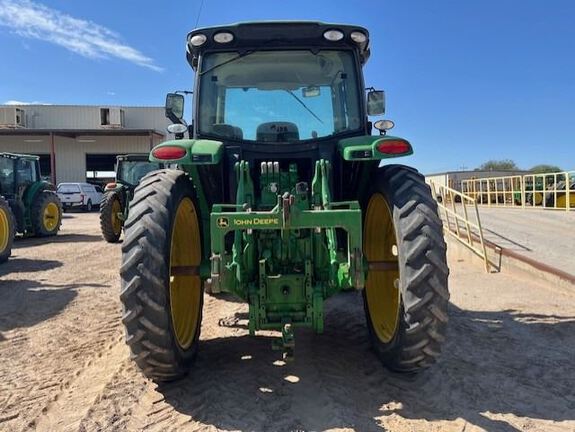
16,159,36,186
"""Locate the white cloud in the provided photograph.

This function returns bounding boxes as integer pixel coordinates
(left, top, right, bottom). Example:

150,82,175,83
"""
0,0,162,71
4,100,51,105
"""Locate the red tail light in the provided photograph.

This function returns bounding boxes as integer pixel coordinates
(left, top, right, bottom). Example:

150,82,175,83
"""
152,146,187,160
376,139,412,155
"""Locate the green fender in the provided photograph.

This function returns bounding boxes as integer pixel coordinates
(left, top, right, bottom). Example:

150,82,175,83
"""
22,181,54,210
149,139,223,165
337,135,413,161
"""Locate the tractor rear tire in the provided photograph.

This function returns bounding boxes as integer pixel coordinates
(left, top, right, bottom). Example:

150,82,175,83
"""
31,191,62,237
362,165,449,373
100,191,123,243
120,169,204,382
0,197,16,263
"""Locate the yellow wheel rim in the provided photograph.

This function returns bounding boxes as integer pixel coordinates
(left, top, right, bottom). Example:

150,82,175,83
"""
364,193,400,343
534,192,543,206
169,197,202,349
43,202,60,231
0,207,9,253
111,198,122,235
557,194,575,208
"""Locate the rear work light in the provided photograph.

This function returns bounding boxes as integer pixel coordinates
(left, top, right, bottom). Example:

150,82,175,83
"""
376,139,412,155
323,29,344,41
152,146,187,160
350,31,367,43
190,34,207,46
214,32,234,43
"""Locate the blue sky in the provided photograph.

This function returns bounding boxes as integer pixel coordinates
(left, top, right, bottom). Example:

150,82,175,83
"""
0,0,574,173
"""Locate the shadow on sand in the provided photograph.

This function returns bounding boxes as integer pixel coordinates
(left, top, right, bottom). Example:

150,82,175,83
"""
152,293,575,431
13,233,103,249
0,277,107,339
0,257,63,277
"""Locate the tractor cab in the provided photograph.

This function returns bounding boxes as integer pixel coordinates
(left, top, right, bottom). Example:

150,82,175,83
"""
0,153,41,200
166,22,387,142
157,22,405,206
106,154,164,191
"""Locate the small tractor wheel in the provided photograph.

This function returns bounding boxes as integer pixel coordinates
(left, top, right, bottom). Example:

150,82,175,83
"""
100,191,123,243
362,165,449,373
0,197,16,263
31,191,62,237
120,169,203,382
85,199,93,212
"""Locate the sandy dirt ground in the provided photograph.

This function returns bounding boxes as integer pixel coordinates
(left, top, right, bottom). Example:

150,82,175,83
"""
0,212,574,432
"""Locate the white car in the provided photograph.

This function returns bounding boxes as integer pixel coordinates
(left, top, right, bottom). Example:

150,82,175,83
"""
57,182,103,212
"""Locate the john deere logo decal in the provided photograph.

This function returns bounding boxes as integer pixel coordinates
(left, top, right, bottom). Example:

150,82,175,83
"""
216,217,229,228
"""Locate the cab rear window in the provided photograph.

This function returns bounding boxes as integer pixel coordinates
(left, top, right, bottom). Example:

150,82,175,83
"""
58,184,81,193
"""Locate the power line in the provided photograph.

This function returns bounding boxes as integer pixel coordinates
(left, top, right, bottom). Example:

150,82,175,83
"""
194,0,205,28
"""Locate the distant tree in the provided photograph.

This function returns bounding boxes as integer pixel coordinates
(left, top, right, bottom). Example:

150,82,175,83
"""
477,159,519,171
529,164,562,174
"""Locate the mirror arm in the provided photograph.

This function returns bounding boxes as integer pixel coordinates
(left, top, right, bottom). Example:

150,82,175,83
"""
166,110,182,125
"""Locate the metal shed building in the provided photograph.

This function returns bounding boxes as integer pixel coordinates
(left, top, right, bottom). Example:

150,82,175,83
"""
0,104,172,184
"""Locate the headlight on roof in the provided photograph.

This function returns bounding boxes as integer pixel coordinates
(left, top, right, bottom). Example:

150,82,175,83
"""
214,32,234,43
350,31,367,43
323,29,344,41
190,34,207,46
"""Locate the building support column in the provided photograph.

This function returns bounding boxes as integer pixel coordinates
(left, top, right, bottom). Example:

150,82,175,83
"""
50,132,56,185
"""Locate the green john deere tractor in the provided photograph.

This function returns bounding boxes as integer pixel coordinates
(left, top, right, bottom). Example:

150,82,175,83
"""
120,22,449,382
0,153,62,239
99,154,164,242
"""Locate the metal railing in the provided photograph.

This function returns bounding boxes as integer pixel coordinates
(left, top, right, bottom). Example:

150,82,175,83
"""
430,181,491,272
461,170,574,211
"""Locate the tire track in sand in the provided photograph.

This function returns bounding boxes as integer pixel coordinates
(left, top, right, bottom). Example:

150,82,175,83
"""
30,338,127,432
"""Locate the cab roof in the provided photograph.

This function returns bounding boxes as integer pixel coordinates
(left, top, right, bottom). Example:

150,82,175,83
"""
0,152,39,161
186,21,370,70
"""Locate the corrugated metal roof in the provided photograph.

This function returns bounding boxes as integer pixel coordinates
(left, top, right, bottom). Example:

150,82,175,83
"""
1,104,166,109
0,105,172,132
0,129,165,137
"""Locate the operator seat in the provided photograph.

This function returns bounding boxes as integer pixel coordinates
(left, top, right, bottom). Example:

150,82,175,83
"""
256,122,299,143
212,123,243,140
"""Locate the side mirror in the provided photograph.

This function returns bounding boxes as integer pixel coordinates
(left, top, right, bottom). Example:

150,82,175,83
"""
367,90,385,116
165,93,185,122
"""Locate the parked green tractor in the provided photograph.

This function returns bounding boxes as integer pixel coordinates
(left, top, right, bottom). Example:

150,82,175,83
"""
0,196,15,262
120,22,449,382
0,153,62,238
100,154,164,242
